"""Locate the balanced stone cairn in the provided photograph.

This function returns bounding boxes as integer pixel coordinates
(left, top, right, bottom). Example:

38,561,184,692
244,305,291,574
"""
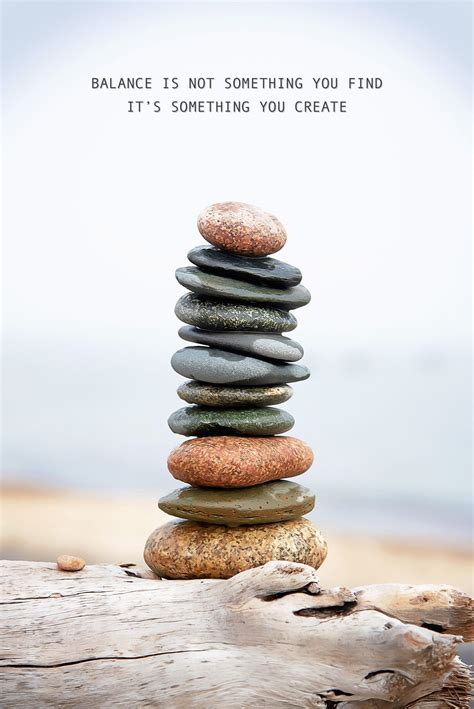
144,202,328,579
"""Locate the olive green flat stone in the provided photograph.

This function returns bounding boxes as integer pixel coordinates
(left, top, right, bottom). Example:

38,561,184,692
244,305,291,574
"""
176,267,311,310
177,381,293,407
175,293,297,332
167,406,294,436
158,480,315,526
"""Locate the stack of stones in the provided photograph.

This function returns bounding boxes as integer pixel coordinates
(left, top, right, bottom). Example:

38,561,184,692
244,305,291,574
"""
144,202,328,579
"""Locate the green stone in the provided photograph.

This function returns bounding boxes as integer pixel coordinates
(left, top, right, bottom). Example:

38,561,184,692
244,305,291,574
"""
167,406,294,436
175,294,297,332
158,480,315,526
177,381,293,407
175,267,311,310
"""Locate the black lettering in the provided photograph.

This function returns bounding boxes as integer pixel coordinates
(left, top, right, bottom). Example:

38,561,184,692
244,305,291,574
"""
163,77,179,89
189,77,214,89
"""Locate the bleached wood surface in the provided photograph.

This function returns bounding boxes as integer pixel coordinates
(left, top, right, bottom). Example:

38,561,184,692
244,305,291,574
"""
0,560,472,708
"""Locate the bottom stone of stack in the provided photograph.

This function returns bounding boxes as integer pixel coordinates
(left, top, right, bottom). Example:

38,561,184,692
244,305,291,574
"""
143,518,327,579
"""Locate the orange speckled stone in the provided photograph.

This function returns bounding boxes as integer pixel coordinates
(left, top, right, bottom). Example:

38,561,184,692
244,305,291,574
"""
144,518,327,579
56,555,85,572
167,435,314,488
197,202,287,257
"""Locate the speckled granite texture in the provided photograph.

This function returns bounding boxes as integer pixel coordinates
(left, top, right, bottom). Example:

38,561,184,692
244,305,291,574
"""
144,518,328,579
167,435,314,487
175,293,297,332
176,381,293,408
197,202,287,257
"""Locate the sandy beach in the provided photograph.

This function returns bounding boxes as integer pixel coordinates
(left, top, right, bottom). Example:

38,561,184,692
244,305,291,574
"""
1,484,472,593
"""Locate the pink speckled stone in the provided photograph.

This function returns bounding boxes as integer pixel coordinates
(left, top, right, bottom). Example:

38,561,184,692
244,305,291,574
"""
168,435,314,488
197,202,287,257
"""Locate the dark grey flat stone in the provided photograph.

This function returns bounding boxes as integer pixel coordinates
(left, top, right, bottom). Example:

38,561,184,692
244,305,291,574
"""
178,326,304,362
167,406,294,436
188,245,302,287
158,480,315,526
177,381,293,407
175,294,297,332
176,267,310,310
171,347,310,385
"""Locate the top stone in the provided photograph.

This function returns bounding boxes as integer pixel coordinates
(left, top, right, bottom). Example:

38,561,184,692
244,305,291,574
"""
197,202,287,257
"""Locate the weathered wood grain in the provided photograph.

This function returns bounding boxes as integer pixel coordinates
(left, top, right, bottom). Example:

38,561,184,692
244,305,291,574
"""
0,560,472,707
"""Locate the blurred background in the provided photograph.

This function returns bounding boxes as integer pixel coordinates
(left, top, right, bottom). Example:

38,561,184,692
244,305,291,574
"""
1,1,472,592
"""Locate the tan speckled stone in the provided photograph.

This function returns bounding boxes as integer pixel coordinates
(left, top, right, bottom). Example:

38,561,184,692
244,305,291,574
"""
57,555,85,572
197,202,287,257
168,435,314,487
144,518,327,579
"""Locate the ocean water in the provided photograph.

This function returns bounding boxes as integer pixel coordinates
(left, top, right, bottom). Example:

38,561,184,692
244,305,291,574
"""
2,338,472,547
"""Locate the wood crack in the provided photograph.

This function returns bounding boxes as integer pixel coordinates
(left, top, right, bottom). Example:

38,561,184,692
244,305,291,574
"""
2,648,209,669
1,586,167,604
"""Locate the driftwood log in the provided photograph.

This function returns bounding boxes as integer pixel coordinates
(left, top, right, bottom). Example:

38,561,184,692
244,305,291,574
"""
0,560,472,707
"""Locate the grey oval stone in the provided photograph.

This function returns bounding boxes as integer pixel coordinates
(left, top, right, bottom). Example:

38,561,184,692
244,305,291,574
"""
171,347,310,386
176,267,310,311
158,480,315,526
168,406,294,436
175,294,297,332
178,326,304,362
177,381,293,407
188,245,303,287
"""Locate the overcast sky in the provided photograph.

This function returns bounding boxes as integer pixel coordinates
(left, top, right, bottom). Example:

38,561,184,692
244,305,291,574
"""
2,3,472,536
3,1,471,354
